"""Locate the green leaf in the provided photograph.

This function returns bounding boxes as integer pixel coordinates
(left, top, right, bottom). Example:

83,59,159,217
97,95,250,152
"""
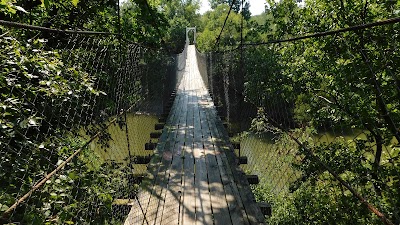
68,172,78,180
41,0,49,9
0,204,9,212
71,0,79,7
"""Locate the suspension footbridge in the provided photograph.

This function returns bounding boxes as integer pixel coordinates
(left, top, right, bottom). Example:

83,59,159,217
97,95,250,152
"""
1,7,400,225
123,45,264,225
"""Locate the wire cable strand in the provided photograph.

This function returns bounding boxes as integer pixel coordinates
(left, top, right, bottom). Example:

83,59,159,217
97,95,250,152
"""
242,17,400,46
214,0,237,50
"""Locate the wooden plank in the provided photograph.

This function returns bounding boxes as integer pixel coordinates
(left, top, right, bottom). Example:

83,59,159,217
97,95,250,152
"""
198,90,251,225
181,86,196,224
160,59,191,224
258,202,272,216
124,90,183,225
203,93,266,225
124,45,265,225
191,65,247,225
193,142,213,225
203,141,232,225
200,101,238,225
179,55,191,224
191,46,235,225
153,139,179,224
124,133,167,224
159,87,189,225
181,143,196,224
140,120,179,223
147,88,189,224
152,86,186,225
143,93,183,224
193,91,213,225
198,88,233,225
124,137,167,224
159,144,184,224
193,91,203,143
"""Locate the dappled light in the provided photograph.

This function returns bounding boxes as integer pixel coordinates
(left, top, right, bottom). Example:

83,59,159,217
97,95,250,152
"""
1,0,400,224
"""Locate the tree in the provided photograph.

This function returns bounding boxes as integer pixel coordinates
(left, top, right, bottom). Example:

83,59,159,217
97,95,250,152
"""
199,0,400,223
120,0,167,46
209,0,251,20
197,4,245,51
158,0,201,52
1,0,192,223
1,0,118,32
209,0,240,12
245,0,400,223
242,1,251,20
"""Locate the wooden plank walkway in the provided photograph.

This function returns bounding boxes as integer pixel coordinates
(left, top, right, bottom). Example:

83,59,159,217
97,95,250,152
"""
124,45,265,225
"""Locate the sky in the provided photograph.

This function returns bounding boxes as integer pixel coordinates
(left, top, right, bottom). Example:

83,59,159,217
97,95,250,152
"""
199,0,266,15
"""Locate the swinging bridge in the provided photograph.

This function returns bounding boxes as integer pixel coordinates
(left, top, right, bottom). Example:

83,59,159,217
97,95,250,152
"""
1,7,400,225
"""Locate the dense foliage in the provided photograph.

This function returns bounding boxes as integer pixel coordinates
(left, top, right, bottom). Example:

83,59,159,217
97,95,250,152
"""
1,0,118,31
208,0,251,19
1,0,197,223
0,27,125,224
3,0,399,223
197,0,400,224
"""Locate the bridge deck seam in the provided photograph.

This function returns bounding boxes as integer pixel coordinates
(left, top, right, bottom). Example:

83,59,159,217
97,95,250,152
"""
124,45,264,225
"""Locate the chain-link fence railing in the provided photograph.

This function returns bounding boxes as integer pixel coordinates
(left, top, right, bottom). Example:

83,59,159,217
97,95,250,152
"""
0,21,183,224
197,19,400,225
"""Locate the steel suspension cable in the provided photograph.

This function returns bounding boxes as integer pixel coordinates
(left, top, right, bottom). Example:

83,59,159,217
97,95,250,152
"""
198,17,400,224
242,17,400,46
214,0,236,50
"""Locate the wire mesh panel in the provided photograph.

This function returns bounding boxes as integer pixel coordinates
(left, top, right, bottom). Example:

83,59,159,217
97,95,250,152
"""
199,21,400,225
0,22,180,224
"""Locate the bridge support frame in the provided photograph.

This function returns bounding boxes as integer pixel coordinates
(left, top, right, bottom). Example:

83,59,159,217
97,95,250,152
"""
186,27,196,44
